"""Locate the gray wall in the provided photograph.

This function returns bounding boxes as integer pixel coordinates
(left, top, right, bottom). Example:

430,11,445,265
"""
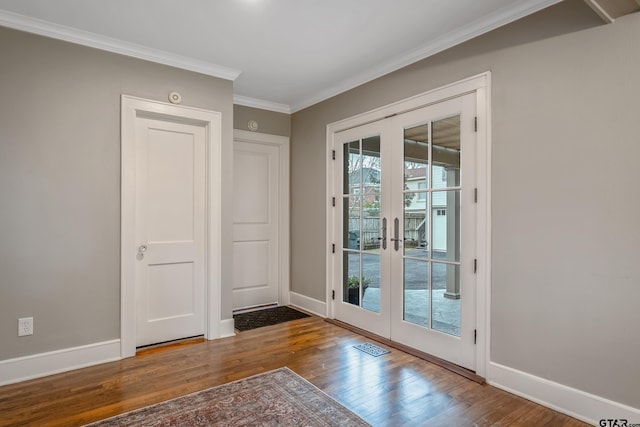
233,104,291,137
0,27,235,359
290,0,640,409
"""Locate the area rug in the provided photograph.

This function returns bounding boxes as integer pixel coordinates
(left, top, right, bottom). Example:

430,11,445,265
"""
233,306,310,331
85,367,370,426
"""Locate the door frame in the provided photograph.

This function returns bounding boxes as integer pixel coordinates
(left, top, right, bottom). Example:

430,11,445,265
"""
121,95,222,358
325,72,491,377
233,129,291,307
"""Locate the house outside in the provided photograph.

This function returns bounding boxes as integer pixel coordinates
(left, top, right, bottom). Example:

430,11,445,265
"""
348,164,454,253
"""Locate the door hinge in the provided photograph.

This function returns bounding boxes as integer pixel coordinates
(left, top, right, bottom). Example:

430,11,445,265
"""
474,116,478,132
332,150,336,160
474,188,478,203
474,329,477,344
332,290,335,300
332,197,336,207
332,243,335,254
473,258,477,274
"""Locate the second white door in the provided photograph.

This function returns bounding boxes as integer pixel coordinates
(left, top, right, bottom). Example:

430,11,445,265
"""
232,134,285,309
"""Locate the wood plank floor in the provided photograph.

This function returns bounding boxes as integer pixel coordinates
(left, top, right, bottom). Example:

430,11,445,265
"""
0,315,588,427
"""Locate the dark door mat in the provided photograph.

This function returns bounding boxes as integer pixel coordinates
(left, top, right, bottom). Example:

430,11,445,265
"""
233,306,310,331
354,342,390,357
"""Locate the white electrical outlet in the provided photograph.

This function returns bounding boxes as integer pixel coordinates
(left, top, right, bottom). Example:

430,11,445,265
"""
18,317,33,337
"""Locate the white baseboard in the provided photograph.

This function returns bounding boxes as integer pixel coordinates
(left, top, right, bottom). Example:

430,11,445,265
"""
219,318,236,338
0,339,121,386
289,292,327,318
487,362,640,425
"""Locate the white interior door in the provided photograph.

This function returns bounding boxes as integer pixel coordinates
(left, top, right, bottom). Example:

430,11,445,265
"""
134,117,206,347
232,138,281,309
333,93,477,370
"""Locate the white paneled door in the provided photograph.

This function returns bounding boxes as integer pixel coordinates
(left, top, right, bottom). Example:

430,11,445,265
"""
232,133,287,310
134,117,206,347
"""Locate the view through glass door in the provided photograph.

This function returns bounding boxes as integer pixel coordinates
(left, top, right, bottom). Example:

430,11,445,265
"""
336,120,391,338
334,93,477,370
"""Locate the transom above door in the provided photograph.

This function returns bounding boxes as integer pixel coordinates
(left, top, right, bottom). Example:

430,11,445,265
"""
331,92,478,371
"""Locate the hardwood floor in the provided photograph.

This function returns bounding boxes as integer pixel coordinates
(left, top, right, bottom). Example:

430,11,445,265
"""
0,315,588,427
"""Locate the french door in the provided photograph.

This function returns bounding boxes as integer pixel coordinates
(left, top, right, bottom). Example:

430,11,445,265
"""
333,93,477,370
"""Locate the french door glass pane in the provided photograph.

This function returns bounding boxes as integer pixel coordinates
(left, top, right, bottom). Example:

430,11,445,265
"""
344,140,360,194
431,190,460,263
343,195,361,249
361,252,380,313
361,136,382,218
403,258,429,327
431,263,461,336
432,115,460,189
404,123,429,259
343,252,360,305
360,136,381,312
402,113,463,334
343,134,381,309
404,123,429,190
404,192,429,259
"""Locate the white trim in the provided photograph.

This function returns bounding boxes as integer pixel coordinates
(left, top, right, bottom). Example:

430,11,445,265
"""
0,340,120,386
289,292,327,318
327,73,491,133
219,319,236,339
583,0,615,23
474,76,492,379
233,130,291,308
121,95,223,358
325,128,335,319
233,95,291,115
325,72,491,375
0,2,559,114
290,1,560,112
0,10,241,81
487,362,640,425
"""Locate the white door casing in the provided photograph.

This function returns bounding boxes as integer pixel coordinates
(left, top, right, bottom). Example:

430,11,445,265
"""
232,130,290,309
134,117,206,347
326,73,491,377
121,95,222,358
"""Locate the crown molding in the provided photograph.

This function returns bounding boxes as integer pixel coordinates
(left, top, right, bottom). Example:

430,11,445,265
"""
289,0,563,112
233,95,291,114
1,0,564,113
0,10,241,81
583,0,640,22
583,0,615,22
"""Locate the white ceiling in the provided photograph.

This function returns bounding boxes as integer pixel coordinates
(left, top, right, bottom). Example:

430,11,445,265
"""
0,0,562,113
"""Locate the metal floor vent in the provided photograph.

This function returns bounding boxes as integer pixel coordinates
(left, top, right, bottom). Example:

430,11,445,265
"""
353,342,390,357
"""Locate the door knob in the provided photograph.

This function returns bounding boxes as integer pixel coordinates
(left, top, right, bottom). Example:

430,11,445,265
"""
138,244,148,259
378,217,387,250
389,218,400,251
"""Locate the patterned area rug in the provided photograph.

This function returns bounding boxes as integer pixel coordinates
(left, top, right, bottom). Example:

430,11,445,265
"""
85,367,370,426
233,306,310,331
